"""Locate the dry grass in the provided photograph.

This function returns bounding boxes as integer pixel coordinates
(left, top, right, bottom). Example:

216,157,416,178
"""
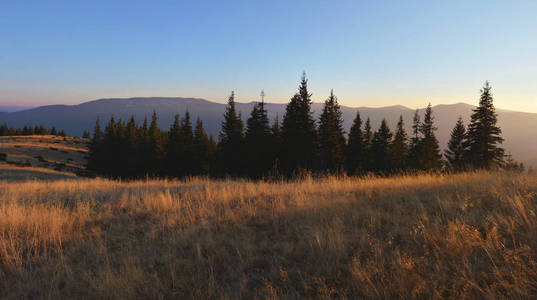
0,135,89,179
0,172,536,299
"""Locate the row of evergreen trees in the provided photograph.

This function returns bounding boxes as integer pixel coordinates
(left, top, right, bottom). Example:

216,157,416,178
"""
0,123,69,137
88,74,513,178
87,113,217,177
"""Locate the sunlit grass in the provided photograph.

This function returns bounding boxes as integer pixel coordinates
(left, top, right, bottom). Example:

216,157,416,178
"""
0,172,536,298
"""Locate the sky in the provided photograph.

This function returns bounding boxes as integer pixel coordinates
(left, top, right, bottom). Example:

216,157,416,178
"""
1,0,536,112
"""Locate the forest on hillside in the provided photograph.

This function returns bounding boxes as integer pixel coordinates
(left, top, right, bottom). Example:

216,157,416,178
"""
87,74,522,179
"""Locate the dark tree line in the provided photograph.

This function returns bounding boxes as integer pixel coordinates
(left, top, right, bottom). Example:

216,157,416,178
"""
87,112,217,178
87,76,517,179
0,123,68,137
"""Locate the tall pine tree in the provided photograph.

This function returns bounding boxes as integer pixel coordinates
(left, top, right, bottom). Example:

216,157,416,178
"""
466,82,504,169
391,115,409,171
416,104,442,171
148,111,164,175
346,111,365,175
371,119,393,173
217,91,245,176
281,72,318,174
193,117,213,176
445,116,468,172
318,90,346,172
408,109,421,170
245,99,272,177
362,117,373,172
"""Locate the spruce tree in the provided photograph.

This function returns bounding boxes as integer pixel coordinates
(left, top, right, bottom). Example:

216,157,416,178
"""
416,104,442,170
362,117,373,172
346,111,365,175
148,111,164,175
87,118,103,172
217,91,245,176
180,111,195,174
391,115,409,171
167,114,183,176
318,90,346,172
371,119,393,173
101,116,119,175
408,109,421,170
245,100,272,177
193,118,212,175
270,115,282,173
445,116,468,172
281,72,318,174
125,116,140,176
466,82,504,169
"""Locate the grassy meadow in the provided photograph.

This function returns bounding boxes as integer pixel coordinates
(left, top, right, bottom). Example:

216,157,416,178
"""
0,172,536,299
0,135,89,181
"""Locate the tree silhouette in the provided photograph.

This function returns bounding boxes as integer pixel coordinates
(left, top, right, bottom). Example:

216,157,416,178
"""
148,111,165,175
346,111,365,175
391,115,409,171
408,109,421,170
245,99,272,177
217,91,245,176
371,119,393,173
466,82,504,169
416,104,442,171
362,117,373,172
318,90,346,172
445,116,468,172
281,72,318,174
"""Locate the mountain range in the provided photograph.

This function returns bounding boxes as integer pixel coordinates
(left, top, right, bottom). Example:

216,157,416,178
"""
1,97,536,167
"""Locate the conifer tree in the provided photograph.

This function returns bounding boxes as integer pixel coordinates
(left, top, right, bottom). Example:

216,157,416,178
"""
346,111,365,175
217,91,245,176
362,117,373,172
193,118,212,175
416,104,442,170
318,90,346,172
270,115,282,173
0,123,8,136
445,116,468,172
408,109,421,169
100,116,119,175
148,111,164,175
88,118,103,172
371,119,393,173
167,114,183,176
125,116,140,176
125,116,138,147
245,99,272,177
281,72,318,174
466,82,504,169
391,115,409,171
180,111,195,174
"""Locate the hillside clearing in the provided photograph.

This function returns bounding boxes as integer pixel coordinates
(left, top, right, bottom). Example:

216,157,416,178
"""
0,135,89,180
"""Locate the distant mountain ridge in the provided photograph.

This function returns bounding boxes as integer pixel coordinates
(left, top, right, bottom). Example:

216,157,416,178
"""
1,97,536,167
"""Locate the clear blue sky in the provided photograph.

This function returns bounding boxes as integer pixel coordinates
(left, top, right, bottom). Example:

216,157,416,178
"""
1,0,536,111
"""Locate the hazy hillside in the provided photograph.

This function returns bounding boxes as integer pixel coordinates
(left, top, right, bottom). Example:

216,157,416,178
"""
1,97,536,166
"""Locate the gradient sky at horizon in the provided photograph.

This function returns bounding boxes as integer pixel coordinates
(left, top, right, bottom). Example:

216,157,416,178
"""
1,1,536,112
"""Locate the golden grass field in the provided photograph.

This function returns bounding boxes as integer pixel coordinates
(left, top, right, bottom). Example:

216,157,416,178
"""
1,171,536,299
